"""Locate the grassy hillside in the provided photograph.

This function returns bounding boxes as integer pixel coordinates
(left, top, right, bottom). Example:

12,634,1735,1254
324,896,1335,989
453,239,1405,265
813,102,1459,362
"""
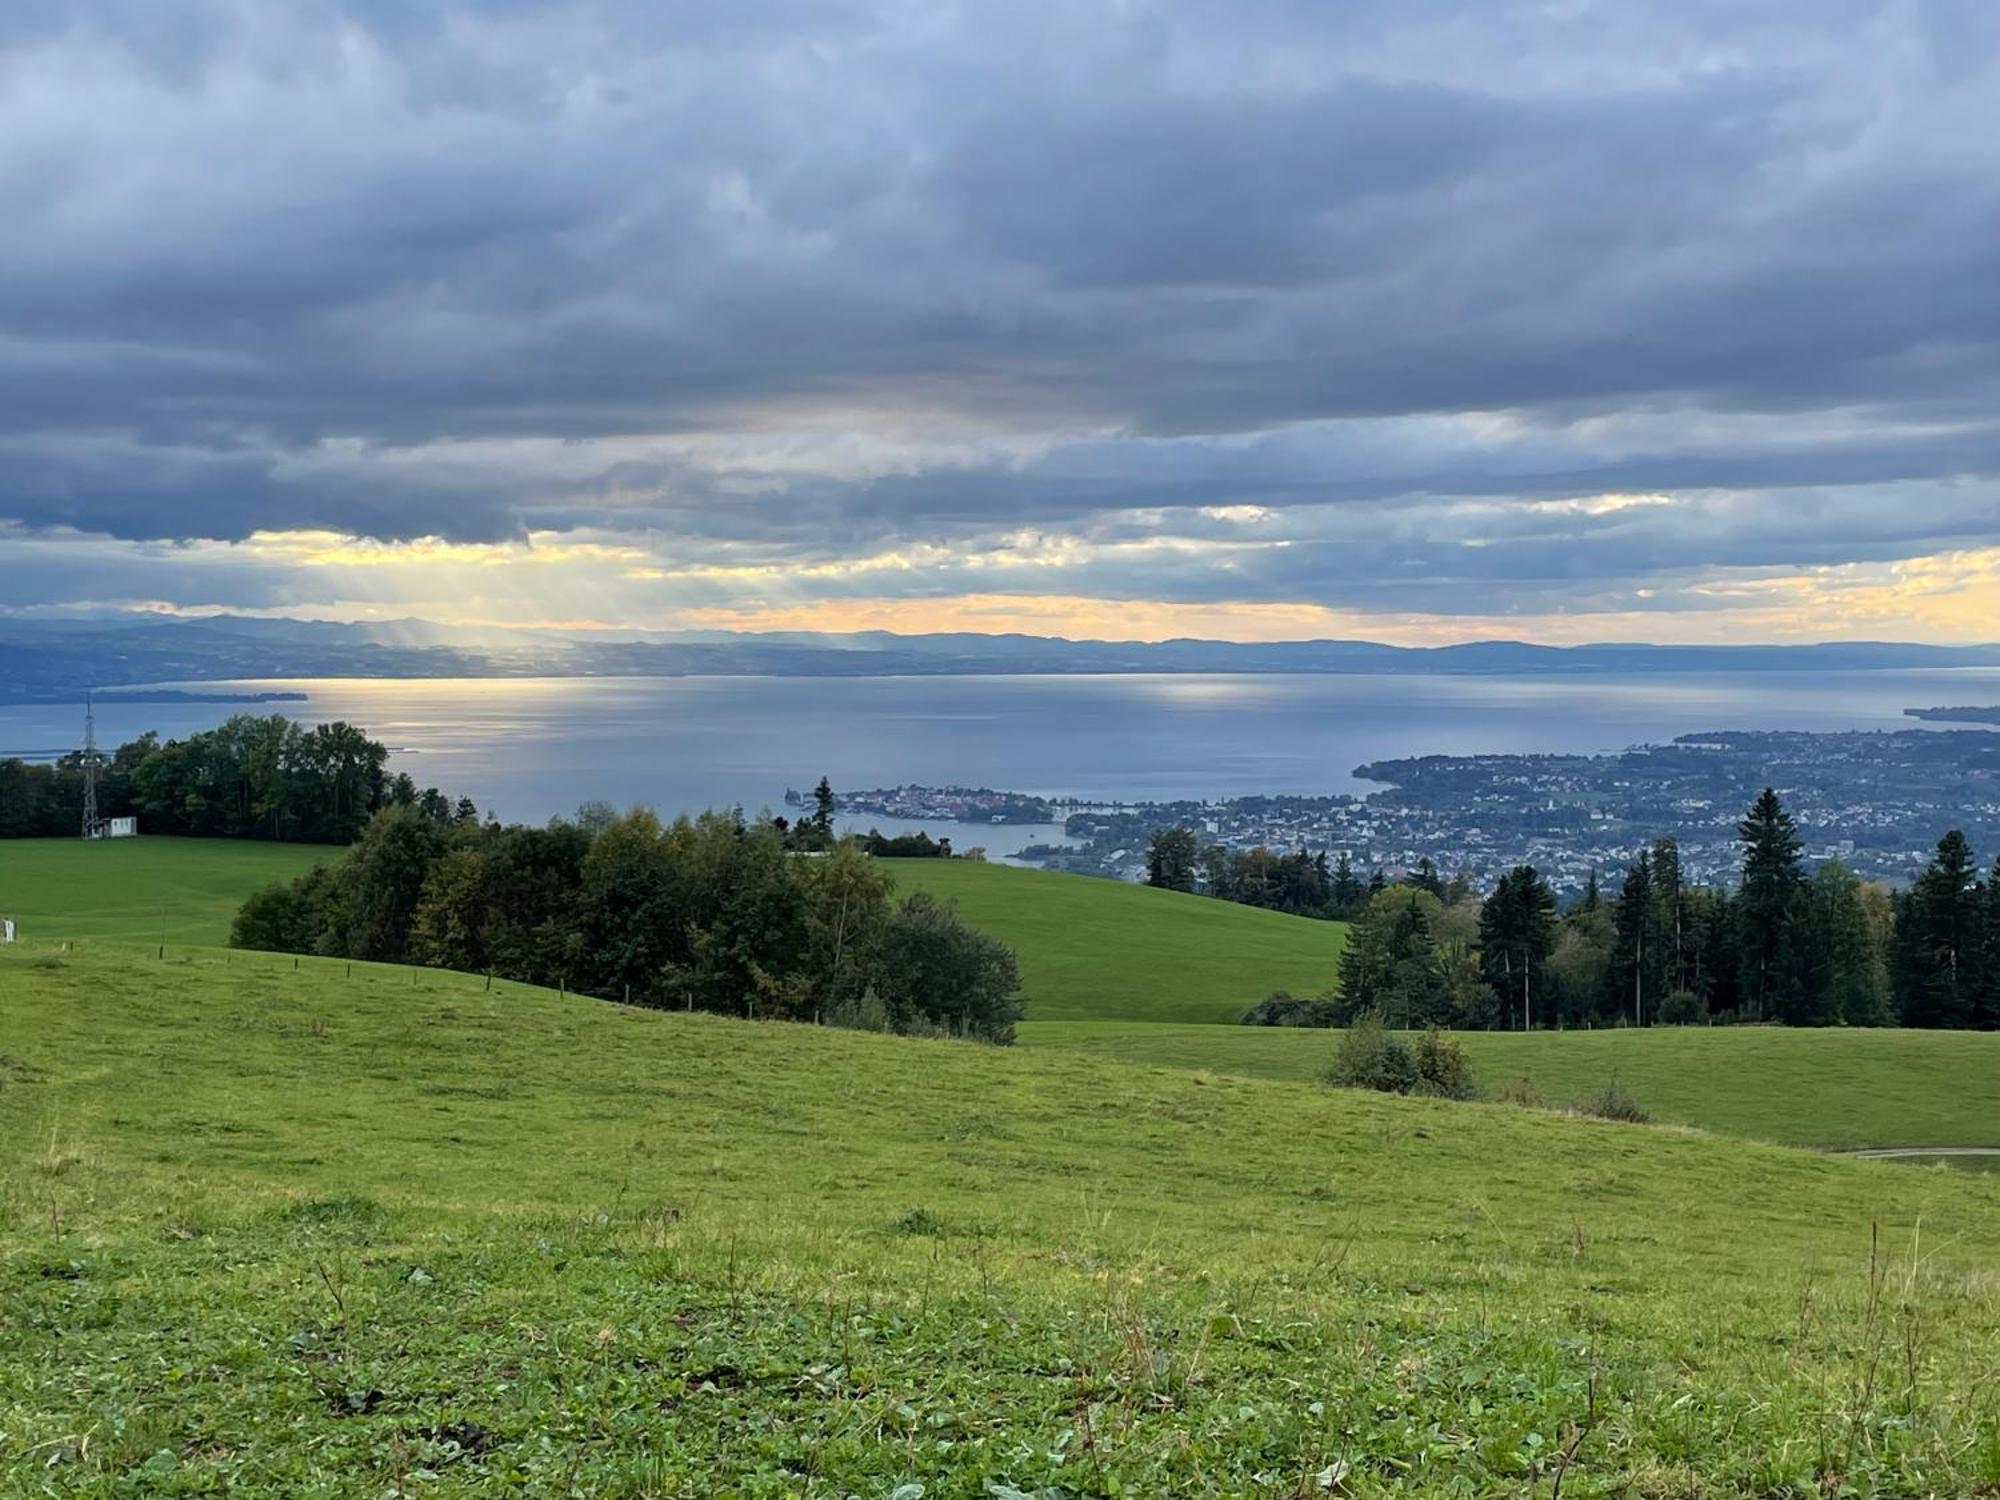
0,836,333,948
885,859,1346,1023
3,942,2000,1494
8,837,1994,1153
0,842,1346,1027
1021,1021,2000,1152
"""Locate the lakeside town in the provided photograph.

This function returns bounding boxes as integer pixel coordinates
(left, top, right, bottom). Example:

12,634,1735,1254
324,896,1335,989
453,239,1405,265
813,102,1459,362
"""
823,725,2000,891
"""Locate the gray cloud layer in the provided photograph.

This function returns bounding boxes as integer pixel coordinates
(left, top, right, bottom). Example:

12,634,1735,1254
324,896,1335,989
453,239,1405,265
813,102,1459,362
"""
2,0,1999,623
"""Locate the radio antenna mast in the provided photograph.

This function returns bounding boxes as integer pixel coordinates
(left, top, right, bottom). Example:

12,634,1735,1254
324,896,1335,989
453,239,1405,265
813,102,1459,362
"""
81,692,102,839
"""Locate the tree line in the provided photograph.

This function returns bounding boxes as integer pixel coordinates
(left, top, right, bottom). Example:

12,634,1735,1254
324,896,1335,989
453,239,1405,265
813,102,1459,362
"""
1146,826,1391,920
0,714,469,844
1242,789,2000,1030
232,802,1025,1043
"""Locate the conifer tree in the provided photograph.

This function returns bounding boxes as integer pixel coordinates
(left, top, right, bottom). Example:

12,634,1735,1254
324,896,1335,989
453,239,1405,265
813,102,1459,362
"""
1478,865,1557,1029
1649,837,1688,994
1329,851,1364,918
1578,867,1601,914
1893,830,1983,1027
1736,788,1806,1021
1606,851,1654,1025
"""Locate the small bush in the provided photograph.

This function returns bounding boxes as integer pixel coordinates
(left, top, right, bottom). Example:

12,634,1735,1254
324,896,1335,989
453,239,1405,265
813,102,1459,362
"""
1658,988,1708,1025
1325,1012,1418,1093
823,986,893,1034
1242,991,1341,1027
1412,1025,1479,1100
1494,1074,1545,1108
1575,1083,1651,1124
231,880,317,954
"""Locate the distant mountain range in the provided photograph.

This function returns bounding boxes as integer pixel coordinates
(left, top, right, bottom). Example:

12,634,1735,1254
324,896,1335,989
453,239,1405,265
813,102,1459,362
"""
3,614,1999,704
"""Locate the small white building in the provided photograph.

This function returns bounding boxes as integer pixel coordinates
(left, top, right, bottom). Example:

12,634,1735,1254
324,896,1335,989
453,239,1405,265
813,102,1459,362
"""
107,816,137,838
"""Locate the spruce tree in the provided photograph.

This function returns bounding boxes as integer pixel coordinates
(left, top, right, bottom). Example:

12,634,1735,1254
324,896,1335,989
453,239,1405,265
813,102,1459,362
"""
1478,865,1556,1030
1578,867,1601,914
1606,851,1654,1025
1736,788,1806,1022
1894,831,1982,1027
1329,851,1363,917
1649,837,1687,994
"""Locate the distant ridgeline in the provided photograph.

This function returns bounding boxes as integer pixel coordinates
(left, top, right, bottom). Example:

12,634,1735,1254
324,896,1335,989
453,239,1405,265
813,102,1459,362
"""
9,615,2000,703
0,713,471,843
1908,705,2000,725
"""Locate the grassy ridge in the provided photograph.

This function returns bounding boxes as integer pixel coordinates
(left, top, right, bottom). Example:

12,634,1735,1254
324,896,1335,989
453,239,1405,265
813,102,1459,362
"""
0,836,332,947
884,859,1346,1024
0,843,1348,1028
1020,1021,2000,1152
3,941,2000,1494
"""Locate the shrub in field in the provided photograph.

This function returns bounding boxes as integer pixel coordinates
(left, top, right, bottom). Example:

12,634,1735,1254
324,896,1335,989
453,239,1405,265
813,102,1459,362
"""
1411,1024,1480,1099
1493,1073,1545,1108
1241,991,1340,1027
1575,1083,1652,1123
1325,1011,1418,1093
822,986,894,1034
1658,988,1708,1025
1327,1015,1483,1098
230,880,319,954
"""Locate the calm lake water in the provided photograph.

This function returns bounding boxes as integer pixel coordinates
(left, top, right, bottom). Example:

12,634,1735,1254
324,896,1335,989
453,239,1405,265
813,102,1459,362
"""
5,669,1999,856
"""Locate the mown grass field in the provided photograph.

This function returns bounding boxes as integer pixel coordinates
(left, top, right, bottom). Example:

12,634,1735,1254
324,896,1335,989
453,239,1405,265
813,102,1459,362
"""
1019,1022,2000,1153
884,859,1346,1024
3,938,2000,1496
0,836,333,948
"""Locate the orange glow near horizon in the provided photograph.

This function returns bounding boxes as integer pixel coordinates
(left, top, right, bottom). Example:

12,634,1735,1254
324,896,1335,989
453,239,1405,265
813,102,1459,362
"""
15,531,2000,648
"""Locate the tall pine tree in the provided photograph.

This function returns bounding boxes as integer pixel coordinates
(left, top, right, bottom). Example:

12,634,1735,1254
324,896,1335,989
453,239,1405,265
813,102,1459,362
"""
1477,865,1557,1030
1649,837,1690,995
1606,851,1654,1025
1893,831,1983,1027
1736,788,1806,1022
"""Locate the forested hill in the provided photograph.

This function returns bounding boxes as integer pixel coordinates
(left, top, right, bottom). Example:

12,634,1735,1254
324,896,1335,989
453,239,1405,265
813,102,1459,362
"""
0,714,465,843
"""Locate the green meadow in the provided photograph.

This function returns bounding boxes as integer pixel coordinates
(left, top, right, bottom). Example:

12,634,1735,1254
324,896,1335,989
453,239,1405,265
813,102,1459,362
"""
3,837,2000,1493
883,858,1347,1023
1018,1021,2000,1153
0,836,332,948
5,941,2000,1496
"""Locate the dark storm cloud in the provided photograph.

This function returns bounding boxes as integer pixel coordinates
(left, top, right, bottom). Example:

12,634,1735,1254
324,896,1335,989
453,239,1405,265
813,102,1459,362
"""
2,0,1999,618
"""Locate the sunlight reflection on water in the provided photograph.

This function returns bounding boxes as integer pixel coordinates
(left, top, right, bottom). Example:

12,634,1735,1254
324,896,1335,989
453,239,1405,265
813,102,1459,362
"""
4,669,1997,839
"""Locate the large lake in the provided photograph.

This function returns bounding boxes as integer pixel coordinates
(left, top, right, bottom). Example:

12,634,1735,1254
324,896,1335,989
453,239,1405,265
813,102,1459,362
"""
5,669,1999,856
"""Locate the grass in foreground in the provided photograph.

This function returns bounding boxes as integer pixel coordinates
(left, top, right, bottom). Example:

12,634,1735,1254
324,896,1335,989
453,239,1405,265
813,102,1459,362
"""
4,943,2000,1496
885,859,1346,1024
0,837,333,949
1020,1021,2000,1151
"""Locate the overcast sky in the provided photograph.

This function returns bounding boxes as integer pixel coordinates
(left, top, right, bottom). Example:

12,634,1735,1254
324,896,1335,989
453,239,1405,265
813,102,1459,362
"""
3,0,1998,643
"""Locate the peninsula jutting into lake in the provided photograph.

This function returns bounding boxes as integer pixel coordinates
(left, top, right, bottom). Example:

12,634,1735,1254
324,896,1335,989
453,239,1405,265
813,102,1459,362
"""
832,725,2000,889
